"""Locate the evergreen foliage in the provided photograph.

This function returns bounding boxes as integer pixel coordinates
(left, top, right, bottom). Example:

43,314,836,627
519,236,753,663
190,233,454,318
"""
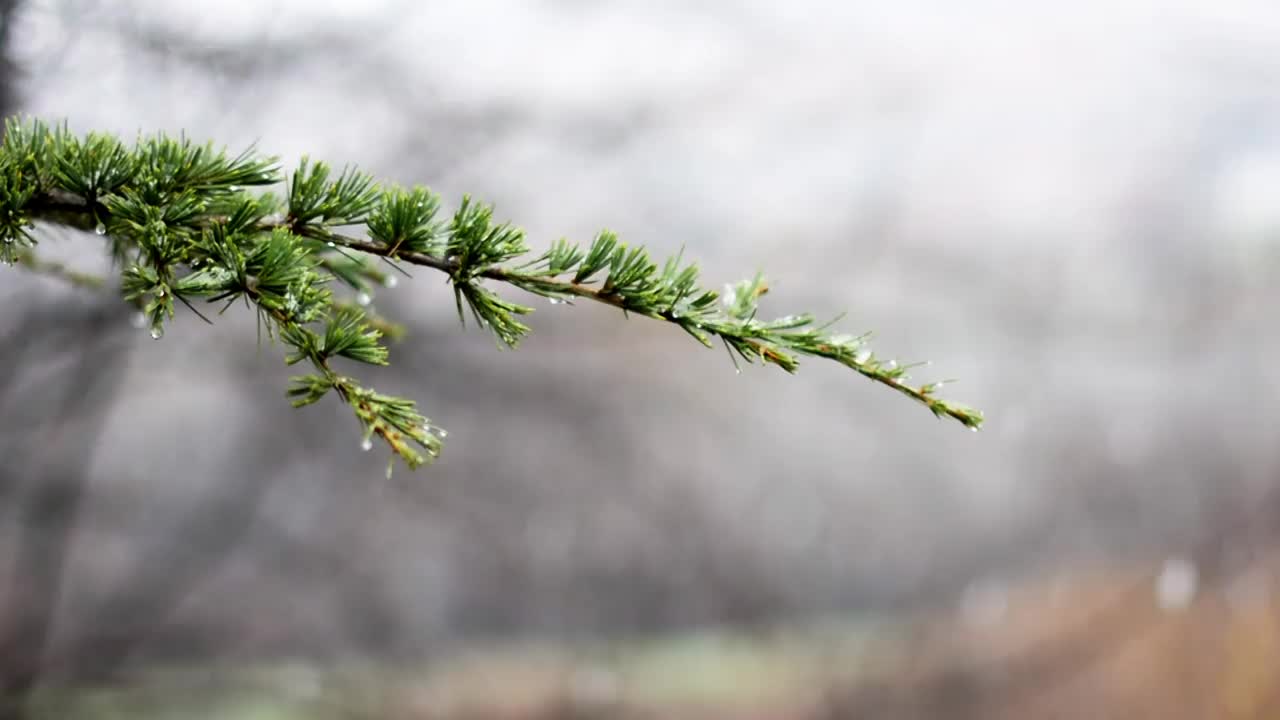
0,117,983,474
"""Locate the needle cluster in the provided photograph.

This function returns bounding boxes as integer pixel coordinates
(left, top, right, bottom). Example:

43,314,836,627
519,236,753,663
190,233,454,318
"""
0,117,982,473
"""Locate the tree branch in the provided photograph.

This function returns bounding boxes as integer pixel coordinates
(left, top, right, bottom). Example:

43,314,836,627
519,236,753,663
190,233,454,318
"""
0,116,983,473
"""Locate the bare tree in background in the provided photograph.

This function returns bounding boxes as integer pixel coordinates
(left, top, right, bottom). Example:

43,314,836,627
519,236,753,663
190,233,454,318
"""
0,300,133,719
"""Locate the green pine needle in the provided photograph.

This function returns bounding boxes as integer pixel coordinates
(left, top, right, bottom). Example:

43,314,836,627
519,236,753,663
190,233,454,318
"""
0,115,983,473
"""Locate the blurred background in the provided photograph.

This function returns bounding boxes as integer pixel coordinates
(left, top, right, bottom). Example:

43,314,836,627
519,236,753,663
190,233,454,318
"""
3,1,1280,717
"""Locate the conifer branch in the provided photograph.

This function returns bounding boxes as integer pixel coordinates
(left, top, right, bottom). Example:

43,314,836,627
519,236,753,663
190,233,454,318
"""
0,117,982,473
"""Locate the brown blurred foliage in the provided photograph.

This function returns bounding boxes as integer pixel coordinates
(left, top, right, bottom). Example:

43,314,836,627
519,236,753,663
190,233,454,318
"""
829,560,1280,719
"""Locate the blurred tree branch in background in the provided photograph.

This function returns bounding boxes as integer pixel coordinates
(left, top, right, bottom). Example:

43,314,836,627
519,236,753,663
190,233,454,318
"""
0,300,132,720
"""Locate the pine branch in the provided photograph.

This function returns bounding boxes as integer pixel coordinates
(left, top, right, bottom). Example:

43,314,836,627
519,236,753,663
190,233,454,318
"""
0,116,983,474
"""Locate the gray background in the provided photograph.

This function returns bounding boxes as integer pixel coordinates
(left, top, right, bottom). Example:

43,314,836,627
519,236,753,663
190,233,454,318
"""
4,0,1280,667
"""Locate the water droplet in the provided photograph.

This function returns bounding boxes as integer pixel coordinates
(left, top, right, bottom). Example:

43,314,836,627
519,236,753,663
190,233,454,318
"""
149,326,163,340
383,275,398,288
326,241,336,248
361,437,374,452
548,297,561,305
735,367,742,375
436,428,448,439
1156,556,1198,611
94,223,106,236
970,426,980,433
854,350,871,364
385,463,394,480
228,185,240,193
885,359,898,371
129,312,147,329
356,291,372,306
